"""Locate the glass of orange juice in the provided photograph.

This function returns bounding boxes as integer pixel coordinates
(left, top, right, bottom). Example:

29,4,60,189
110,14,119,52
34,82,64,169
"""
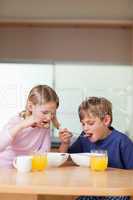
90,150,108,171
32,153,48,171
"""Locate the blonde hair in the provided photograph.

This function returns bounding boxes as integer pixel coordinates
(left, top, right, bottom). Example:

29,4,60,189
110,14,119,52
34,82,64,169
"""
78,97,112,125
19,85,60,129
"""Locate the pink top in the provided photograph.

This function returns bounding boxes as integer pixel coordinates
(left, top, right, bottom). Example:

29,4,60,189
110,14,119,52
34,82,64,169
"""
0,115,51,168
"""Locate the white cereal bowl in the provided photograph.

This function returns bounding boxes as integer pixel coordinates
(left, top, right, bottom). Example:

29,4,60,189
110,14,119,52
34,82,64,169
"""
47,152,69,167
70,153,91,167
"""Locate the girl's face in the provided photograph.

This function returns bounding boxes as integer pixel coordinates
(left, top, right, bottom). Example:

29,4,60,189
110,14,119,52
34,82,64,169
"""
81,113,111,143
30,101,57,128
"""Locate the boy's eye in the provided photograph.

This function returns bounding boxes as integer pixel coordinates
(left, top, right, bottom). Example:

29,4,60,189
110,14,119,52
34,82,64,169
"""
88,122,94,126
82,122,95,126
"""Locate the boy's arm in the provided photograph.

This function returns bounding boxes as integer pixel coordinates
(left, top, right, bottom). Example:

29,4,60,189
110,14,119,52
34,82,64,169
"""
59,130,84,153
59,142,70,153
120,135,133,169
68,136,83,153
59,128,72,153
59,137,83,153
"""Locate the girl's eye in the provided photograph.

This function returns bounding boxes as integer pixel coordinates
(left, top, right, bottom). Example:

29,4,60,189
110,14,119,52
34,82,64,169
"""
42,111,50,115
41,111,56,116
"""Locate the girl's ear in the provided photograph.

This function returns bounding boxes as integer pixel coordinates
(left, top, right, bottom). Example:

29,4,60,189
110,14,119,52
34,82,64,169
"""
103,115,111,127
27,101,33,112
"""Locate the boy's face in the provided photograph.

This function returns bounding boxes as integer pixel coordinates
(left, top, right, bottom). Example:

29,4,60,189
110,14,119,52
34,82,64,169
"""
81,113,111,143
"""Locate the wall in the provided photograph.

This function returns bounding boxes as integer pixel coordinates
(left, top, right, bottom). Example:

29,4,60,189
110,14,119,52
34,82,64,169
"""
0,27,132,65
0,0,132,20
132,28,133,64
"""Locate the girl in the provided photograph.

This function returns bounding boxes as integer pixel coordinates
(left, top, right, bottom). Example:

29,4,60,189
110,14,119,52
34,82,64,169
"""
0,85,60,168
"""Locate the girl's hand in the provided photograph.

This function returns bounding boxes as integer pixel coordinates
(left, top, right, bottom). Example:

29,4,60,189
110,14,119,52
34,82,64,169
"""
59,128,72,144
21,115,44,129
10,115,45,138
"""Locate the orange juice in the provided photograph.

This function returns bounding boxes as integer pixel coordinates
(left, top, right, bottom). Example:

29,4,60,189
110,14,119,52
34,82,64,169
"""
32,155,48,171
90,154,108,171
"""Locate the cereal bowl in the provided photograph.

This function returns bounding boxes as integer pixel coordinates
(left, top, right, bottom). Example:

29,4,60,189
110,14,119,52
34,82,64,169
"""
70,153,91,167
47,152,69,167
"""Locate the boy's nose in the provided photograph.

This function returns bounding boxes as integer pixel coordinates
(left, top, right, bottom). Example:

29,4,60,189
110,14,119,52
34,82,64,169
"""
84,124,89,131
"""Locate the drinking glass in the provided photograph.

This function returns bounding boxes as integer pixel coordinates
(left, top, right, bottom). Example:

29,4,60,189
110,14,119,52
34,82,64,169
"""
90,150,108,171
32,153,48,171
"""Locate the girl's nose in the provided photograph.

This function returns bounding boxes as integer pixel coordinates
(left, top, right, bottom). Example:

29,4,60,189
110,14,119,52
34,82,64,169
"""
46,113,52,120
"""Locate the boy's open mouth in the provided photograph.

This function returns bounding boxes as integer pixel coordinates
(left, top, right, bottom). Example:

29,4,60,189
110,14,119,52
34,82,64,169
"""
84,133,93,138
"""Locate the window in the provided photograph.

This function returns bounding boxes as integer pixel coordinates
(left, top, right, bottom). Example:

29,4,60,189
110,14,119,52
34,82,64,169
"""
0,63,133,143
0,63,53,128
54,64,133,141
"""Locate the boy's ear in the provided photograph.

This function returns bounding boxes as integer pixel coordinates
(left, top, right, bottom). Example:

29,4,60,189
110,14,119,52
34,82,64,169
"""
103,115,111,127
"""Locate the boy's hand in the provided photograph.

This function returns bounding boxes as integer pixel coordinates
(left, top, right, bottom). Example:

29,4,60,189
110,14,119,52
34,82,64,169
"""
59,128,72,144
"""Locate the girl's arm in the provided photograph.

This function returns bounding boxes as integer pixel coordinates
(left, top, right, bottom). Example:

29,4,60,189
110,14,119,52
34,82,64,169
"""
0,115,40,152
9,115,36,137
0,115,21,151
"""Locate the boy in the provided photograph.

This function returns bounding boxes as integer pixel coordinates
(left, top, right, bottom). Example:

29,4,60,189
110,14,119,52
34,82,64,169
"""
59,97,133,200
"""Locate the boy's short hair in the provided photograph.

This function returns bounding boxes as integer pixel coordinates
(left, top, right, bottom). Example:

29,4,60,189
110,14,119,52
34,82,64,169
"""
78,97,112,125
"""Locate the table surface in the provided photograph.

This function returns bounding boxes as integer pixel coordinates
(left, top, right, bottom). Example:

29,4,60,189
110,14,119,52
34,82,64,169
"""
0,164,133,196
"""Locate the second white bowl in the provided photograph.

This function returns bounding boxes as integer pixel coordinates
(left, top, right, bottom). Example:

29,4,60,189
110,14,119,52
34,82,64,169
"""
47,152,69,167
70,153,91,167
